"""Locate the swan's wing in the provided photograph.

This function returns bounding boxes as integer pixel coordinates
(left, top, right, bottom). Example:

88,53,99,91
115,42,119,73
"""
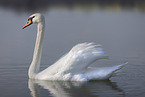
36,42,107,80
59,42,107,73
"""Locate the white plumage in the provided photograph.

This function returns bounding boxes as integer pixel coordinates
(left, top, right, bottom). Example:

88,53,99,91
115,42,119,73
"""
23,13,127,81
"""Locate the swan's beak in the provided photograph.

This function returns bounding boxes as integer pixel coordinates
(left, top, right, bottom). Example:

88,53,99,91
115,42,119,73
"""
22,19,33,29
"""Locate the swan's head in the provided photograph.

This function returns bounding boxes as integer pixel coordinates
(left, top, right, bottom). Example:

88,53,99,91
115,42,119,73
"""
22,13,44,29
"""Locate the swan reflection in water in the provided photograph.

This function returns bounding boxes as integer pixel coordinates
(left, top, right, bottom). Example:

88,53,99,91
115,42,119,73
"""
28,79,125,97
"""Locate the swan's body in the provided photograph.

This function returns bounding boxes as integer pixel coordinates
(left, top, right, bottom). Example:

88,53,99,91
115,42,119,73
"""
23,13,126,81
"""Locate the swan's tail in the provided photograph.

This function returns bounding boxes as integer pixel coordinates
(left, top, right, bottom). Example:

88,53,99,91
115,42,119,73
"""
112,62,128,73
85,62,128,80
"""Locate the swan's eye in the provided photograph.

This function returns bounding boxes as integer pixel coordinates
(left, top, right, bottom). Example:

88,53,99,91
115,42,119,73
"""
28,16,35,21
32,16,35,18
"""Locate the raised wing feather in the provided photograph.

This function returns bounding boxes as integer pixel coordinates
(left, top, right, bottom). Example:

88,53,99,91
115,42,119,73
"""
59,42,107,74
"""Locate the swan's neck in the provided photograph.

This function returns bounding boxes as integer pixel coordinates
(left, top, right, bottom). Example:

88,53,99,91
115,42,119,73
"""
29,20,45,78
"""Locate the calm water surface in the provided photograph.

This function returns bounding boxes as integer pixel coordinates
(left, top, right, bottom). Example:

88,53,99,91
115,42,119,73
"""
0,2,145,97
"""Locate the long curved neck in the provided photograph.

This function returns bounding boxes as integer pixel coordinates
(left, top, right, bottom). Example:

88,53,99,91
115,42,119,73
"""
29,20,45,79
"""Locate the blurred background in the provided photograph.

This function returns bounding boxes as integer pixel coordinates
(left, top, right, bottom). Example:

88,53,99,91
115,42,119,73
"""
0,0,145,13
0,0,145,64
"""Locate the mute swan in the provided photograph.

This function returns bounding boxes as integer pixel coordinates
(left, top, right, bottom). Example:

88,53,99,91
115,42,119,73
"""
23,13,127,81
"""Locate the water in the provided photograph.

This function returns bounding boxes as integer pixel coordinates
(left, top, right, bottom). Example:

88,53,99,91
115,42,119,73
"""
0,1,145,97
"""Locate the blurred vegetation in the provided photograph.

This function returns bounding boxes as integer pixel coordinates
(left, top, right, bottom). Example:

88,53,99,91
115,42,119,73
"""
0,0,145,12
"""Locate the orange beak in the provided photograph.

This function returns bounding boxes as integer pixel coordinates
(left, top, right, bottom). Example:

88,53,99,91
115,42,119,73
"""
22,19,32,29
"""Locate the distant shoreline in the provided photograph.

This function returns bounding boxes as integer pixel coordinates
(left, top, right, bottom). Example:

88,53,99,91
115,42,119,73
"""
0,0,145,13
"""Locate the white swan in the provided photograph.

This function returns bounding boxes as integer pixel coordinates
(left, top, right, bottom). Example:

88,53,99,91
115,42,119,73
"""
23,13,127,81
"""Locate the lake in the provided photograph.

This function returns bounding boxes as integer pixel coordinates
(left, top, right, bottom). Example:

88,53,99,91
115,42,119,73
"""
0,0,145,97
